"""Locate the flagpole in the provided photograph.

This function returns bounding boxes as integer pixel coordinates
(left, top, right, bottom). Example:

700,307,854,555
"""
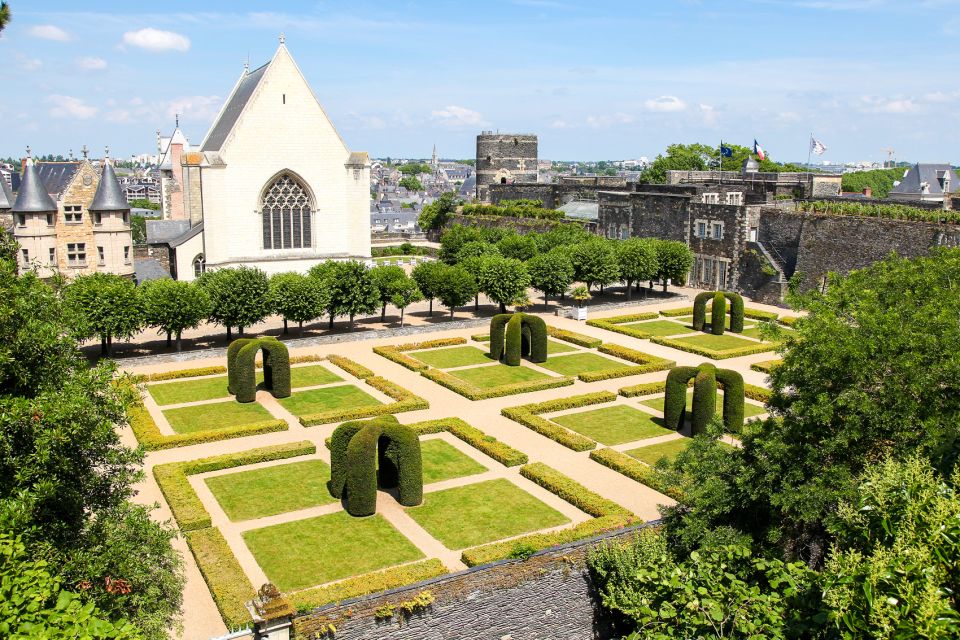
806,132,813,172
719,139,722,184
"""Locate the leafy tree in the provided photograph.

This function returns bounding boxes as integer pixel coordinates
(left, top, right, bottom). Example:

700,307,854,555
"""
459,253,498,311
476,256,531,314
417,191,459,231
65,273,144,357
0,2,9,34
128,199,160,211
496,233,537,261
654,240,694,292
389,278,423,327
661,250,960,568
268,272,324,336
140,278,210,352
433,265,477,319
412,260,446,316
369,265,407,321
527,249,574,306
438,224,484,264
326,261,379,330
840,167,906,198
615,237,658,300
455,239,500,263
398,162,431,175
398,176,423,192
130,215,146,245
197,266,271,338
640,143,715,184
0,534,141,639
532,225,592,253
570,238,619,291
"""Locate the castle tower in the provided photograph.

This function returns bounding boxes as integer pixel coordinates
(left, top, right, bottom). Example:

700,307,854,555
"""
475,132,538,202
11,154,58,276
89,153,135,278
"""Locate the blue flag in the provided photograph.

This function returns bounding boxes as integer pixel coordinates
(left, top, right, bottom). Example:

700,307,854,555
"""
720,144,733,157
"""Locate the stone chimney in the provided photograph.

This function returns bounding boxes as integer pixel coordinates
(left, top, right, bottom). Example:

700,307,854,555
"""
862,187,872,197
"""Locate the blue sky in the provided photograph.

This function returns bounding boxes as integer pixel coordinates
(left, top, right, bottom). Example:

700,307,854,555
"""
2,0,959,163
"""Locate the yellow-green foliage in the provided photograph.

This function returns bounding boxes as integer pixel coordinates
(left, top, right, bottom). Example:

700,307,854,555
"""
128,402,287,451
750,359,782,373
411,418,528,466
290,560,447,613
589,448,684,501
586,313,660,339
744,383,771,403
659,307,694,317
650,336,778,360
137,366,227,382
501,391,617,451
297,374,428,426
546,325,602,348
327,355,374,379
373,338,467,372
185,528,256,630
618,380,668,397
420,367,574,400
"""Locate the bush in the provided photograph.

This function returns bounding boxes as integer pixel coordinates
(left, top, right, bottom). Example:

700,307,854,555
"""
692,291,712,331
522,462,631,517
726,292,745,332
546,325,602,348
128,403,287,451
691,363,718,435
185,528,255,630
489,314,510,362
140,366,226,382
778,315,800,327
411,418,528,466
371,339,467,372
586,313,660,340
524,315,548,363
501,392,616,451
597,344,675,370
470,333,491,342
743,307,779,321
421,367,575,401
589,448,684,501
327,354,375,379
504,313,523,366
711,292,726,335
618,380,668,397
659,306,694,317
664,366,698,430
743,383,771,403
650,336,778,359
231,337,291,402
750,359,782,373
715,368,745,433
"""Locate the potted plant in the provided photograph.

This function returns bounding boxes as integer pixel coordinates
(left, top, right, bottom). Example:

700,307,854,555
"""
571,285,591,321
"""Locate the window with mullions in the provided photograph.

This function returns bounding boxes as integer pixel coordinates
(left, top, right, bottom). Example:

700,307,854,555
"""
261,174,312,249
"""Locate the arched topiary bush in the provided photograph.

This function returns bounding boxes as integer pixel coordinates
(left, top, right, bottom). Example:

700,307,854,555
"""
523,314,548,363
227,337,291,403
505,313,523,366
489,312,547,366
489,313,511,361
329,416,423,517
663,363,745,435
724,292,745,333
692,290,745,335
711,292,727,336
715,368,745,433
692,292,713,332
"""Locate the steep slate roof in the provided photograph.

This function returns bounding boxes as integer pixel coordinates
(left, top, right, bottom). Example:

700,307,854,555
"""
12,160,57,213
134,258,171,283
559,200,599,220
36,162,81,197
0,174,14,209
146,219,191,244
200,62,269,153
890,164,960,196
90,161,130,211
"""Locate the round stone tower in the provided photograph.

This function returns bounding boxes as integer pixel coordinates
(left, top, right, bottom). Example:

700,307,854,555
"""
475,132,538,202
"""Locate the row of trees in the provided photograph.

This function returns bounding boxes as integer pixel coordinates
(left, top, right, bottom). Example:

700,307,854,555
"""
639,142,808,184
589,248,960,638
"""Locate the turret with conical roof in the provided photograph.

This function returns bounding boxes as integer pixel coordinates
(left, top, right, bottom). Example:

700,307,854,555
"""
13,157,57,213
0,174,13,211
90,155,130,212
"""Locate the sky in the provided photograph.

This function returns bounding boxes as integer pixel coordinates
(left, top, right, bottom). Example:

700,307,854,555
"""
1,0,959,164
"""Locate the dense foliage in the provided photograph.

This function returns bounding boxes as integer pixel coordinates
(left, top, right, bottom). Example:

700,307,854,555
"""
197,266,271,337
140,278,210,351
797,199,959,223
640,142,807,184
417,191,459,230
65,273,144,356
839,167,907,198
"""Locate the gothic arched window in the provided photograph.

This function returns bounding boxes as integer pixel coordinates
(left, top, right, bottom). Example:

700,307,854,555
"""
261,174,313,250
193,254,205,278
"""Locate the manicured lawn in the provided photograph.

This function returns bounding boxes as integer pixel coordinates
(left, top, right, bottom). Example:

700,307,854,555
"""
411,345,493,369
421,439,487,484
205,459,335,521
551,404,671,445
546,339,579,354
149,376,230,406
407,479,569,549
539,352,627,376
641,392,767,419
288,364,343,388
622,319,693,337
677,315,756,331
627,437,734,466
243,512,423,591
740,325,794,341
673,333,761,351
448,364,553,389
162,400,274,434
277,385,381,417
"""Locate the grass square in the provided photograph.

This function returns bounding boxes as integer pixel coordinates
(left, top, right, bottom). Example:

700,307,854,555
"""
740,325,794,341
421,439,487,484
243,512,423,591
277,385,381,417
539,352,627,376
673,333,762,352
448,364,553,389
411,345,493,369
149,376,230,406
622,319,692,337
626,437,734,466
288,364,343,388
204,459,335,521
407,478,569,549
677,315,756,331
162,400,274,434
640,392,767,419
551,404,672,445
546,340,578,354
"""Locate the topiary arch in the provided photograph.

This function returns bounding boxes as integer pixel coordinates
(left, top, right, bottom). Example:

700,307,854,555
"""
328,415,423,517
663,362,745,435
692,290,745,335
226,337,291,403
489,312,547,366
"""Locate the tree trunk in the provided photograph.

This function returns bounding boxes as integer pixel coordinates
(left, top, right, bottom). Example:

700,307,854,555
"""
283,318,288,335
449,307,455,319
662,281,669,292
100,336,107,356
381,304,387,322
175,331,183,353
166,330,172,347
649,280,655,290
626,280,633,301
428,298,433,317
544,292,549,308
227,326,232,340
499,302,506,314
238,326,245,336
399,308,405,327
600,283,605,294
349,313,355,330
328,314,334,330
299,321,304,337
106,333,113,357
561,291,566,301
474,294,479,311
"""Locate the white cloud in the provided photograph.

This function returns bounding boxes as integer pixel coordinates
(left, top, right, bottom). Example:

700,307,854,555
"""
549,119,571,129
122,28,191,52
77,56,108,71
645,95,687,112
163,95,221,121
46,95,98,119
430,105,487,127
699,103,718,126
585,113,635,128
14,53,42,71
107,94,222,124
28,25,71,42
861,95,918,113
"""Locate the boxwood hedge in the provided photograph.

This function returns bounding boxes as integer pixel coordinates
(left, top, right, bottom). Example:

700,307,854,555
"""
129,402,287,451
588,448,684,501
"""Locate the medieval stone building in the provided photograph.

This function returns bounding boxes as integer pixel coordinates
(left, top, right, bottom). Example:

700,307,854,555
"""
475,132,538,202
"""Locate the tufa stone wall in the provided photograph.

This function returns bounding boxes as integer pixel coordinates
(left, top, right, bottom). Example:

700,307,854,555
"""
292,525,651,640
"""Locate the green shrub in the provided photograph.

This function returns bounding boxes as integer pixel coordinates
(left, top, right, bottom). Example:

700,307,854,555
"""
546,325,602,348
501,392,615,451
597,344,675,370
226,338,255,396
659,307,693,317
589,448,684,500
229,337,292,402
750,359,782,373
185,528,256,630
489,314,510,362
411,418,528,466
521,462,631,517
725,292,745,333
525,314,548,363
618,380,668,397
663,366,696,430
260,337,291,398
743,307,778,321
692,363,718,435
777,315,800,327
128,403,287,451
711,292,726,336
142,366,227,382
373,346,429,371
692,292,712,331
420,367,574,400
650,336,778,359
715,368,745,433
471,333,491,342
504,313,523,365
586,312,659,340
328,354,375,379
744,383,771,403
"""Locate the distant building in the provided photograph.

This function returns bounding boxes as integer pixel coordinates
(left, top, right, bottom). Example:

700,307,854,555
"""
124,182,161,205
475,132,538,202
888,164,959,204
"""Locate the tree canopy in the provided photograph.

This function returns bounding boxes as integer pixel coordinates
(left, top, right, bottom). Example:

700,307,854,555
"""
197,266,271,337
140,278,210,351
65,273,144,356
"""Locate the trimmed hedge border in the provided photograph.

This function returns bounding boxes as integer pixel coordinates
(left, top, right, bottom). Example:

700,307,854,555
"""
546,325,602,348
289,559,448,613
589,448,684,501
129,403,287,451
750,359,782,373
297,372,429,427
778,316,800,327
420,367,574,401
585,312,660,340
153,441,316,532
461,462,636,566
618,380,667,397
650,336,778,360
659,307,694,317
574,344,676,382
373,337,468,372
743,307,779,321
744,383,772,403
500,391,617,451
470,333,491,342
327,355,375,380
411,418,528,466
138,366,227,382
185,527,256,630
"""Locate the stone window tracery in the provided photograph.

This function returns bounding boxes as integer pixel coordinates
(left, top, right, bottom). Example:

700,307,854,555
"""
261,174,312,250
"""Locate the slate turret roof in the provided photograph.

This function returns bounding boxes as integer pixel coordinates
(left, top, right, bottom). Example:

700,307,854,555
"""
90,160,130,211
12,159,57,213
0,174,13,210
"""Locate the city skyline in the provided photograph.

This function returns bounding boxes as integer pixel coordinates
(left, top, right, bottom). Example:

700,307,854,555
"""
2,0,959,163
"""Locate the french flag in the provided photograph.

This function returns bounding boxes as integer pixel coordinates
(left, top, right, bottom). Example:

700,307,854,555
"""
753,139,766,161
